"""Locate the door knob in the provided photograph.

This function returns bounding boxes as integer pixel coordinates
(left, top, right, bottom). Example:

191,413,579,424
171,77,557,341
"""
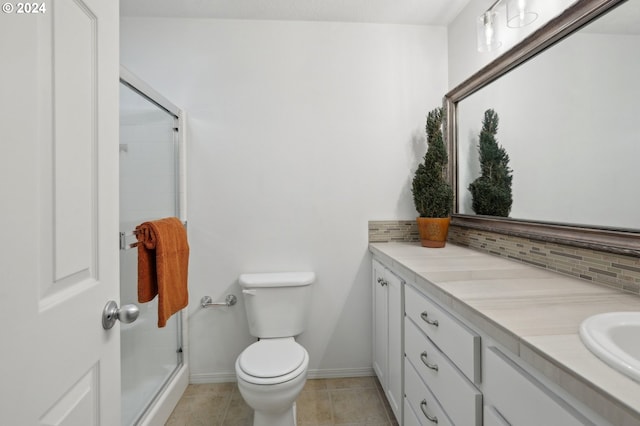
102,300,140,330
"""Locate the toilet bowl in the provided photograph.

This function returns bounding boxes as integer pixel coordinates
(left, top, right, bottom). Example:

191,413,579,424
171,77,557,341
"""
235,337,309,426
233,271,315,426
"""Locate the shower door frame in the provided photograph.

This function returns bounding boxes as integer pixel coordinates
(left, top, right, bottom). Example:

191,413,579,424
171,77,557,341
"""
119,66,188,426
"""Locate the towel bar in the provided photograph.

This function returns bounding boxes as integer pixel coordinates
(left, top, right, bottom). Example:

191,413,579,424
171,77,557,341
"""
119,220,187,250
201,294,237,308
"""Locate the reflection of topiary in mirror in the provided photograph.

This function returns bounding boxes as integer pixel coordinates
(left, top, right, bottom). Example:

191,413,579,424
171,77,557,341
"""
412,107,453,218
469,109,513,217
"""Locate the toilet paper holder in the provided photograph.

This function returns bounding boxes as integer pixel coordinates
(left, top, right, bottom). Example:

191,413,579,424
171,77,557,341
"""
201,294,237,308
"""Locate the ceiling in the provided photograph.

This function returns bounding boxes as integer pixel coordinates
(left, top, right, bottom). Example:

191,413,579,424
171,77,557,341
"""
120,0,473,26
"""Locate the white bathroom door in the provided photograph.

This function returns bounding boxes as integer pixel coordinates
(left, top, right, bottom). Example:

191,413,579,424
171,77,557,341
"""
0,0,120,425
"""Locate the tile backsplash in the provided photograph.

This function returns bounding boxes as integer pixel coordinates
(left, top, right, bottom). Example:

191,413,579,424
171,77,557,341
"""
368,220,640,296
368,220,419,243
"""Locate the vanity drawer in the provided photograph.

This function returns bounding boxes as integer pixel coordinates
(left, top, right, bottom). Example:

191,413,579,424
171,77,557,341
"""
405,317,482,426
405,359,453,426
484,346,594,426
404,399,422,426
405,283,481,382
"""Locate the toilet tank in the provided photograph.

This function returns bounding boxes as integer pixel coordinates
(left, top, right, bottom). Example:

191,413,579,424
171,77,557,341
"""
239,272,315,338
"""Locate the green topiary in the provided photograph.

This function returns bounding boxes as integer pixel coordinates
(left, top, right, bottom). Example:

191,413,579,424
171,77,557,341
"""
468,109,513,217
412,107,453,218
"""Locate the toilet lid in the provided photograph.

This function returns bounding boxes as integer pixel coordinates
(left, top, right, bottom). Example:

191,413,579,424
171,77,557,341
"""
238,338,306,379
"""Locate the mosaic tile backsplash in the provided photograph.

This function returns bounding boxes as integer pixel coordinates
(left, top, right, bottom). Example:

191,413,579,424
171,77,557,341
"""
368,220,419,243
368,220,640,296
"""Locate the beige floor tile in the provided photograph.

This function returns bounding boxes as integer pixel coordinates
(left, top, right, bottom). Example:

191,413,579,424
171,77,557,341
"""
166,392,229,426
165,377,395,426
330,388,390,424
296,390,333,425
224,392,254,425
302,378,330,391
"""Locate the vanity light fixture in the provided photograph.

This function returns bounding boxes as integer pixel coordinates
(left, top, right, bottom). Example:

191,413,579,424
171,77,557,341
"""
477,9,502,52
476,0,539,52
506,0,538,28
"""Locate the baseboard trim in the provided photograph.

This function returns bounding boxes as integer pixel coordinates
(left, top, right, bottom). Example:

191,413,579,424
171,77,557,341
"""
307,367,374,379
190,371,237,384
190,367,375,384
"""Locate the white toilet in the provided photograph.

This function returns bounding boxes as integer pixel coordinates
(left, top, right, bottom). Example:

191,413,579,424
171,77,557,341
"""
235,271,315,426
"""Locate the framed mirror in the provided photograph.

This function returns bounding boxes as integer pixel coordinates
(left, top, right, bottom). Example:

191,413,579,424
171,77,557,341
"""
445,0,640,257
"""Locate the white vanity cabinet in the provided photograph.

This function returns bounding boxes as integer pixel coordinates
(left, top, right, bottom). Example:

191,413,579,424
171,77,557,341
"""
404,356,454,426
483,346,597,426
371,249,614,426
405,284,481,383
404,283,482,426
372,259,403,423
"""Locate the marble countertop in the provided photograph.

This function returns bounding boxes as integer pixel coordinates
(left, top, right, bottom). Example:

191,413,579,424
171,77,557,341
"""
369,242,640,426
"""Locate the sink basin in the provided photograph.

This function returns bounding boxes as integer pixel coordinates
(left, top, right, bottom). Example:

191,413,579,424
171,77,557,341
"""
579,312,640,383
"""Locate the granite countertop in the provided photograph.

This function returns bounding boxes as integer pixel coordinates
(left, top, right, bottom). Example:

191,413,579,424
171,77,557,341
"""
369,241,640,426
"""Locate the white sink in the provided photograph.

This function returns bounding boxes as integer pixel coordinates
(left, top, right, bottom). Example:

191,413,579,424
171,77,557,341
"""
579,312,640,383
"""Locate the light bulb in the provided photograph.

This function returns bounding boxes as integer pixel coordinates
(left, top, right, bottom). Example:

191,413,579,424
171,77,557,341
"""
507,0,538,28
477,11,501,52
484,18,494,47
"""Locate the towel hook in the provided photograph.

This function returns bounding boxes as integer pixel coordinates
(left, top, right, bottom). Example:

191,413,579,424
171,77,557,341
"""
201,294,237,308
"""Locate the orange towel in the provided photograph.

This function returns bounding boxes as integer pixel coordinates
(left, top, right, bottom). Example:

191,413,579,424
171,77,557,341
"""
136,217,189,328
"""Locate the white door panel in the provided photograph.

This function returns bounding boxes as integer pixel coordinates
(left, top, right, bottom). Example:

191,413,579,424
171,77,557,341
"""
0,0,120,424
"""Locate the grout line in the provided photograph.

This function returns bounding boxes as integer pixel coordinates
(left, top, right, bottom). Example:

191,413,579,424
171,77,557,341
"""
219,384,235,425
327,387,336,425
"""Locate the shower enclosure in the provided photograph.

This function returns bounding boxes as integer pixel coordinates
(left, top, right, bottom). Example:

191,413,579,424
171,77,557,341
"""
119,68,187,426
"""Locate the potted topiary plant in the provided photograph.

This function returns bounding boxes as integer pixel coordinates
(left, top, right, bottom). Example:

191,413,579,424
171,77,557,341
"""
468,109,513,217
412,107,454,248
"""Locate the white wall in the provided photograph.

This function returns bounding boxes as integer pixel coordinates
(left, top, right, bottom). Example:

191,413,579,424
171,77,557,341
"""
120,18,448,381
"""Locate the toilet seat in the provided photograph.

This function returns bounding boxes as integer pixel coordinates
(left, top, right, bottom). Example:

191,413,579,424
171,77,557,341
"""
237,338,308,386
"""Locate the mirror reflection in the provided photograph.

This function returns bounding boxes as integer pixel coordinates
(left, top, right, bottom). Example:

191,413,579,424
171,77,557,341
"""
457,0,640,230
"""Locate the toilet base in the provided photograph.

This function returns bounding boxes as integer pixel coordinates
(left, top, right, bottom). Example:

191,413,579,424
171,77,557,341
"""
253,402,297,426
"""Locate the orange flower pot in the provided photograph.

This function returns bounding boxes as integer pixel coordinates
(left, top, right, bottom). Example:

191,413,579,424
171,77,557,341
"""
416,217,450,248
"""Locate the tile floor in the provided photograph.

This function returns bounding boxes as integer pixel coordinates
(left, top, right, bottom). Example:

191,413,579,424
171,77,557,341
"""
166,376,399,426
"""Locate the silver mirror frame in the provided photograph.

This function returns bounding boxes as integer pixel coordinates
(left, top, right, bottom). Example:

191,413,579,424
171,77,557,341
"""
444,0,640,257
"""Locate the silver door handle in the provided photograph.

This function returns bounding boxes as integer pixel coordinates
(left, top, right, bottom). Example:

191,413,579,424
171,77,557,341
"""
420,351,439,371
102,300,140,330
420,399,438,423
420,311,439,326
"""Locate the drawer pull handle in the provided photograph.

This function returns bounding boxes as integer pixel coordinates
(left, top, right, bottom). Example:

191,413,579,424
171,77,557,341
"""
420,351,439,371
420,311,439,326
376,277,387,286
420,399,438,423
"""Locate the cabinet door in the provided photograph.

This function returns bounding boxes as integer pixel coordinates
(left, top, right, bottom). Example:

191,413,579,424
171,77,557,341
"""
484,406,511,426
386,270,403,421
484,346,595,426
372,260,388,388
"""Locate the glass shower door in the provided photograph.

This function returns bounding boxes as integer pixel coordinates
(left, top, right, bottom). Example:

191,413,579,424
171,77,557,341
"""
119,81,182,426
